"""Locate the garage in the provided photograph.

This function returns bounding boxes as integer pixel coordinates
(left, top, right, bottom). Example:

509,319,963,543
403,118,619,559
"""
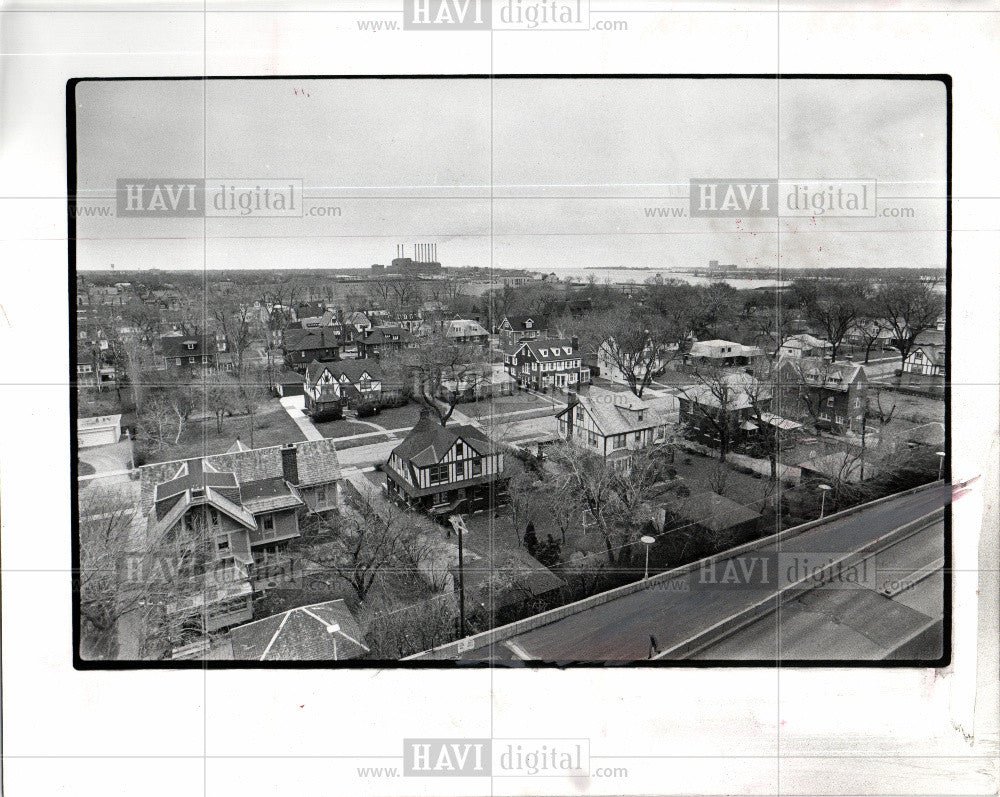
78,414,122,448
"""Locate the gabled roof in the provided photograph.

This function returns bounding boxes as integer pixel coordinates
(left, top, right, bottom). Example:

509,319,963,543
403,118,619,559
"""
284,327,341,352
499,314,547,331
663,491,759,532
239,476,304,514
229,600,368,661
306,359,383,388
780,357,864,391
913,329,945,348
160,335,215,358
688,339,763,359
507,338,578,362
557,388,664,436
139,440,342,514
907,346,945,366
362,326,412,345
391,414,493,468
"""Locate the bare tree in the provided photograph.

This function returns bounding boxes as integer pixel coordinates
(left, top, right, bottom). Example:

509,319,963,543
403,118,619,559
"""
676,366,746,463
408,332,488,426
799,280,861,362
297,488,415,604
593,311,685,398
875,279,945,369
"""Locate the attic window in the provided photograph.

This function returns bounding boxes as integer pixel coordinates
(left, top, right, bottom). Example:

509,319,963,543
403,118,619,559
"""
564,347,572,355
552,347,561,356
525,319,533,328
539,349,548,357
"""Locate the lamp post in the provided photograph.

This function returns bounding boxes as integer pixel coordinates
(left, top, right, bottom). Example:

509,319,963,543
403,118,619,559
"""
818,484,832,519
935,451,946,481
640,535,656,579
325,622,341,661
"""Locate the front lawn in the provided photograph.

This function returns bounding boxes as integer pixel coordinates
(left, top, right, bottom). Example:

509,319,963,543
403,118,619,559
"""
313,418,385,439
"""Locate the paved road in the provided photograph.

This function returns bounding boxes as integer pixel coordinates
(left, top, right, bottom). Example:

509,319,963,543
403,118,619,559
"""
688,518,944,660
460,484,952,662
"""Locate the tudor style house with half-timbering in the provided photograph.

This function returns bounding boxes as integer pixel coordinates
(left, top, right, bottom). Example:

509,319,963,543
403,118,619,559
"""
384,412,505,517
902,345,945,377
504,337,590,392
138,440,342,636
556,388,671,468
303,359,390,419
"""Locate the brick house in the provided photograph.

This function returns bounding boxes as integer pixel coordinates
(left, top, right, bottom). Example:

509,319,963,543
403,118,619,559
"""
384,413,506,517
503,337,590,391
778,358,868,434
677,374,771,450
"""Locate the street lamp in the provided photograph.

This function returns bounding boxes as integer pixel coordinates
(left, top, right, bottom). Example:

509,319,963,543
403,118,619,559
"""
935,451,946,481
640,535,656,579
325,622,341,661
818,484,832,519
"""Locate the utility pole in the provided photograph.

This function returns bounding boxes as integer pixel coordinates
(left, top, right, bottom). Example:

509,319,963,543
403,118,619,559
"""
450,515,468,637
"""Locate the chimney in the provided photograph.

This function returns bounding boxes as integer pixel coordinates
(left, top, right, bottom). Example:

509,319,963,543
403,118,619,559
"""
564,390,578,439
281,443,299,486
571,336,579,351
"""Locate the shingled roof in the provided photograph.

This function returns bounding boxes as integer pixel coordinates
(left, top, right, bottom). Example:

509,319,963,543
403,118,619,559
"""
139,440,342,514
229,600,368,661
391,413,493,468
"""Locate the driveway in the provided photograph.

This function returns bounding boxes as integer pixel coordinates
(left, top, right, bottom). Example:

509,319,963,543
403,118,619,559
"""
279,394,324,442
79,440,134,484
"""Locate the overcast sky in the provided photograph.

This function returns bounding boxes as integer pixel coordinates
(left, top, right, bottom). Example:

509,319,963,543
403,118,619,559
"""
74,77,946,272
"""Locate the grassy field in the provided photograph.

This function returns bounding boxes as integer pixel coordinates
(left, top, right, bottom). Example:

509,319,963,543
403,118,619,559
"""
144,399,305,464
313,418,385,439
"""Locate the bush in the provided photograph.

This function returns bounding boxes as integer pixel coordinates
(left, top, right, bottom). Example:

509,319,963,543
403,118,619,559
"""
356,402,381,419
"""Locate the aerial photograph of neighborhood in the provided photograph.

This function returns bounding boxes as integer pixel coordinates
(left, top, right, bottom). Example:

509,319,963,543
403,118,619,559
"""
72,76,948,664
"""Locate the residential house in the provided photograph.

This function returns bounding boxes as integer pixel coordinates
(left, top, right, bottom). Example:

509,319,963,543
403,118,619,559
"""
444,319,490,345
228,600,368,661
777,333,833,359
503,337,590,391
345,311,374,339
652,491,761,546
778,357,868,434
385,412,505,516
283,327,341,370
495,315,547,348
684,339,764,368
596,336,678,387
138,440,342,635
157,334,226,372
846,320,896,353
677,373,772,449
304,359,395,418
903,346,945,377
556,388,670,468
357,326,413,359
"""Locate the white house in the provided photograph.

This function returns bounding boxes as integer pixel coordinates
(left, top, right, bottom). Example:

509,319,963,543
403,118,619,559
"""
903,346,945,377
555,388,670,468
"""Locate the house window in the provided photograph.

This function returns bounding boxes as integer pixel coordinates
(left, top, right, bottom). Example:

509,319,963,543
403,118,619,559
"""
217,538,230,552
835,415,845,426
262,515,275,532
472,458,483,476
614,434,627,449
587,431,598,446
202,356,210,364
565,347,572,355
634,432,642,443
827,397,835,406
210,508,219,525
429,463,450,484
189,356,196,364
576,407,584,421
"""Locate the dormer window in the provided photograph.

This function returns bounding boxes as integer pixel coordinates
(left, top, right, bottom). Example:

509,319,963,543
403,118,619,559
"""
564,347,572,355
552,347,561,356
525,319,533,328
539,348,548,357
185,342,196,350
